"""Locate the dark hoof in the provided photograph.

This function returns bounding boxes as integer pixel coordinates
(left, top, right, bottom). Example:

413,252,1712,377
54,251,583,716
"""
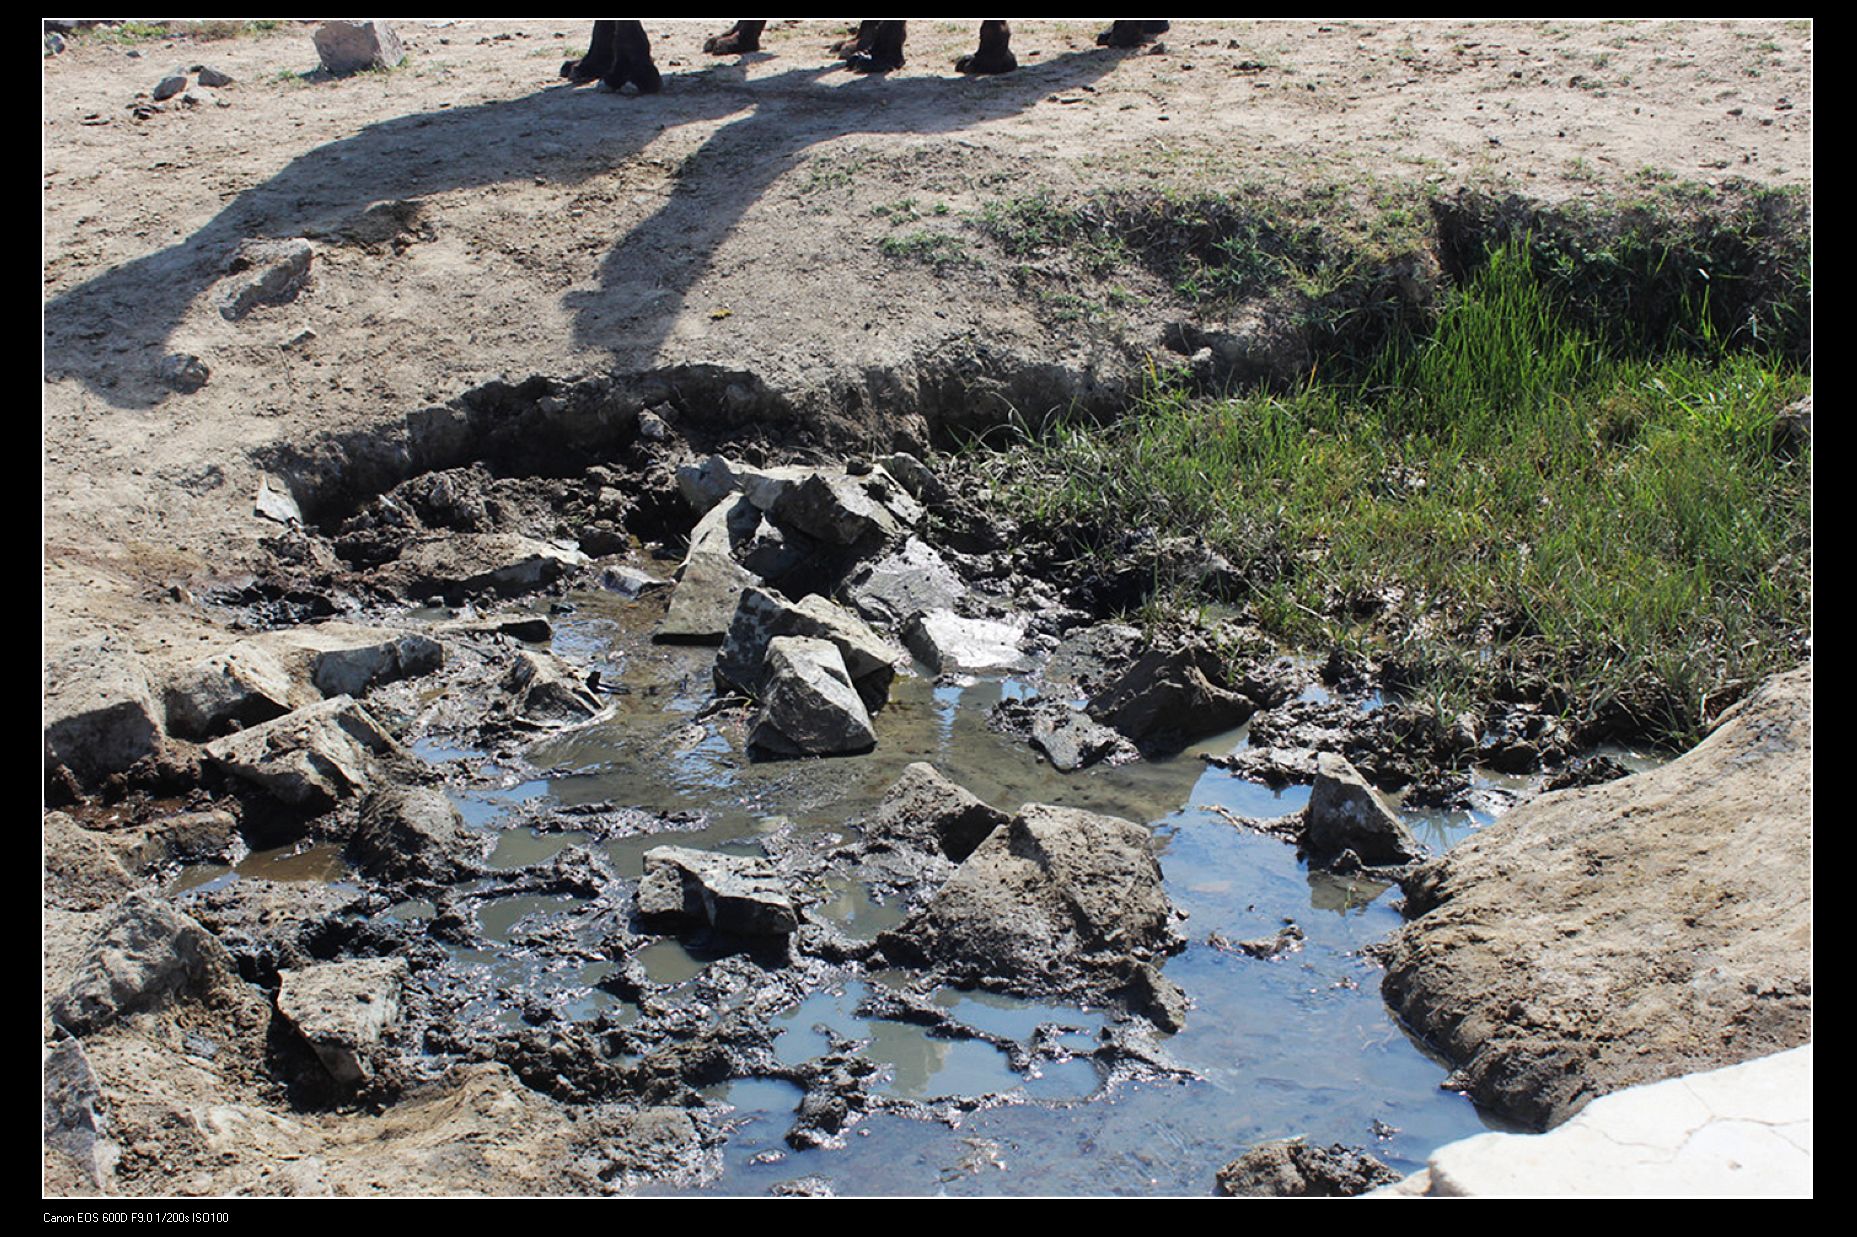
846,50,903,74
703,22,763,56
955,50,1017,75
561,58,598,83
1097,20,1170,49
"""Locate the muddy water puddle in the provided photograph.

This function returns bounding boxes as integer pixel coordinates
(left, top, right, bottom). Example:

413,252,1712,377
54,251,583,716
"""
401,591,1505,1194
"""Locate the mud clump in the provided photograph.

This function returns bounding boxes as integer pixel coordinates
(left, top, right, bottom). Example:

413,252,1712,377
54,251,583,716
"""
1215,1139,1402,1197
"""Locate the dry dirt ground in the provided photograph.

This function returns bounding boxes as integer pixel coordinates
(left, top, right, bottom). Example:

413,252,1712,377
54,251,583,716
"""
43,19,1812,1198
43,18,1811,663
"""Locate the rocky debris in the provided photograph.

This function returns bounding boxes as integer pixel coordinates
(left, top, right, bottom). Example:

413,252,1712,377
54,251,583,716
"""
1087,644,1254,754
49,892,238,1036
43,811,140,911
597,1107,705,1188
879,804,1183,1010
1541,752,1632,792
864,762,1008,864
772,469,911,548
500,650,601,726
1030,703,1139,772
843,537,967,629
657,551,762,643
44,637,164,786
595,562,669,598
1301,753,1424,868
203,696,400,809
161,641,295,740
746,637,877,758
276,957,408,1088
1382,665,1813,1131
716,587,901,711
1216,1139,1402,1196
903,609,1031,675
348,785,487,886
111,809,243,875
1224,921,1306,960
304,630,444,699
218,237,314,321
387,533,586,601
196,65,234,88
156,351,210,392
314,19,406,73
638,846,798,937
875,451,949,506
186,881,370,984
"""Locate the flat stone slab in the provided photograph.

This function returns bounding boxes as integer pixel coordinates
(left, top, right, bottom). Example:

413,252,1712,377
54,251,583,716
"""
1377,1045,1813,1197
638,846,797,937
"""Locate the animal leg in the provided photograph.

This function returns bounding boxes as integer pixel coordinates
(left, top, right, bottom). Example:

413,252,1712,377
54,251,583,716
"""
602,20,662,94
703,20,766,55
955,20,1017,74
846,20,906,73
562,18,619,82
1096,20,1171,48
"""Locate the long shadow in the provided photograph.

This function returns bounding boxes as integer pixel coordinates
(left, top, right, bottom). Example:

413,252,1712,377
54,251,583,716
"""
45,45,1130,411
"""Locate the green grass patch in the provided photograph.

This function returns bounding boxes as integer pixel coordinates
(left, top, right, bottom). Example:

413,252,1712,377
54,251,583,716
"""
878,230,971,271
983,236,1810,746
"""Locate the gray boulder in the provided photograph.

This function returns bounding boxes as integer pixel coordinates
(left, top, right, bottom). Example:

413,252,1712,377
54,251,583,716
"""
348,785,487,885
162,640,295,739
313,19,405,73
880,804,1182,1006
656,551,761,644
50,892,237,1035
843,537,966,629
501,650,601,726
203,696,399,808
747,637,876,758
866,762,1008,863
1030,705,1139,773
44,637,164,785
637,846,798,937
1087,644,1255,753
902,609,1031,675
716,587,900,711
43,811,140,912
276,957,408,1088
218,237,314,321
1302,752,1423,867
771,471,904,547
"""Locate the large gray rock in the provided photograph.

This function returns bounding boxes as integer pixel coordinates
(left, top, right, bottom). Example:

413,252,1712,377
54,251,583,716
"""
1382,665,1813,1132
50,892,237,1035
313,19,405,73
1087,644,1255,752
866,762,1008,863
162,641,295,739
276,957,408,1088
880,804,1181,1004
1302,752,1424,867
638,846,798,937
747,637,876,758
843,537,966,629
771,471,904,547
43,811,139,912
348,785,486,885
656,551,761,644
203,696,399,808
902,609,1031,675
1030,705,1138,773
716,587,900,711
44,637,164,785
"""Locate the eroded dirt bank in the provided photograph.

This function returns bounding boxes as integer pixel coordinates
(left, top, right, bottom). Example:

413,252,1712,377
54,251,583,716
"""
44,19,1811,1197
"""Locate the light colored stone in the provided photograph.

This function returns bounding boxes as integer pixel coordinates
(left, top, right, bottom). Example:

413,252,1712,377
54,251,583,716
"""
203,696,398,808
1381,1046,1813,1198
277,957,408,1087
748,636,876,757
44,637,163,784
903,609,1030,675
313,20,405,73
716,587,901,709
639,846,797,936
1303,752,1423,866
162,641,295,738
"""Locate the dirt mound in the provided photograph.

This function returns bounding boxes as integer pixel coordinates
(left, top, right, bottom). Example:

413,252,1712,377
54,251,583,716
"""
1381,664,1813,1130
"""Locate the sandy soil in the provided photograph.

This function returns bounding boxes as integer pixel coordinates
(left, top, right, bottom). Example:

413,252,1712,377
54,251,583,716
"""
43,18,1811,669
